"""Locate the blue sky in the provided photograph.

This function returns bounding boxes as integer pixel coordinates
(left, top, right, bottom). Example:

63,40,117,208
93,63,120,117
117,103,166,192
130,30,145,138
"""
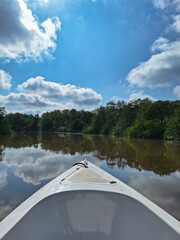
0,0,180,114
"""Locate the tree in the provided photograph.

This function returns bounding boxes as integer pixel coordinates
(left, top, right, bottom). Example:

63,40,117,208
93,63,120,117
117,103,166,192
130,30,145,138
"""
164,108,180,140
2,100,180,140
41,112,52,131
0,107,12,135
0,107,6,117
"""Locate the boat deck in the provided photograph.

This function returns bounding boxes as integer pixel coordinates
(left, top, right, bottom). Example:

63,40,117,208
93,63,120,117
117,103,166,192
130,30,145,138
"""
0,161,179,240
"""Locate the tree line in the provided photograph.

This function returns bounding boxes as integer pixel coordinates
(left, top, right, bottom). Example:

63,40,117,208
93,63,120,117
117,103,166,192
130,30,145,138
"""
1,99,180,140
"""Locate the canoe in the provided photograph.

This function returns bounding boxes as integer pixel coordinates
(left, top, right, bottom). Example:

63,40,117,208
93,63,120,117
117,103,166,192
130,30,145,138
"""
0,161,179,240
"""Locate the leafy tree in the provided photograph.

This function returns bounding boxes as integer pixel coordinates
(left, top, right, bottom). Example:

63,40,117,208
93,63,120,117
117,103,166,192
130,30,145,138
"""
0,107,12,135
164,108,180,140
6,112,39,132
2,100,180,140
127,120,164,139
0,107,6,116
83,106,106,134
41,112,53,131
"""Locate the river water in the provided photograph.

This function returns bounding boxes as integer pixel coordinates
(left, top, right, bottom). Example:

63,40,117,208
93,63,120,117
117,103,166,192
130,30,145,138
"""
0,132,180,221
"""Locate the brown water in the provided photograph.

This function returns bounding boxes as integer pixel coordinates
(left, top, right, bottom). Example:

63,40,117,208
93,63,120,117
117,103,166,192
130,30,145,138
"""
0,132,180,221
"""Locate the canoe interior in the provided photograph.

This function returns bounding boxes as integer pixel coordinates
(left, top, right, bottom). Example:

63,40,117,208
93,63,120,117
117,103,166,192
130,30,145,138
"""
2,190,179,240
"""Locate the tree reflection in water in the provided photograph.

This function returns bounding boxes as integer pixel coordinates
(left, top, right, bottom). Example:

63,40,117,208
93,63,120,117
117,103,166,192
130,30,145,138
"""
0,133,179,175
0,133,180,221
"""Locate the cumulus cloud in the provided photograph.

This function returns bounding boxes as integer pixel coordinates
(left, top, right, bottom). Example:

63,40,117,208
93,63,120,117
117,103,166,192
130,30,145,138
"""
152,0,169,9
0,70,12,90
18,76,102,105
173,86,180,98
153,0,180,32
151,37,169,53
127,39,180,87
128,91,156,102
127,1,180,89
0,0,61,61
0,93,66,110
0,76,102,113
152,0,180,10
171,15,180,33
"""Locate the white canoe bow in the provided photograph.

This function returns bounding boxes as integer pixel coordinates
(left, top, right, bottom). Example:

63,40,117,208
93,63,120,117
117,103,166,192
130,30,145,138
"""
0,161,180,240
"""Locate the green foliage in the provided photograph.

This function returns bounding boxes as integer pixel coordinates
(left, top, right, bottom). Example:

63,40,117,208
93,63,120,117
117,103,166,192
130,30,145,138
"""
0,117,12,135
41,109,93,133
84,101,123,135
2,100,180,140
0,107,12,135
164,108,180,140
6,113,39,132
127,120,164,139
0,107,6,117
125,100,179,139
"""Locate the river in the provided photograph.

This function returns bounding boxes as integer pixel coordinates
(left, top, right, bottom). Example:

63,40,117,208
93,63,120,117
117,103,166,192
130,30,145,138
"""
0,132,180,221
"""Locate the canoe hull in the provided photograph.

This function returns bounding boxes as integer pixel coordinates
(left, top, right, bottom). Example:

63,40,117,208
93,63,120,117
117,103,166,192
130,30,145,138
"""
0,161,180,240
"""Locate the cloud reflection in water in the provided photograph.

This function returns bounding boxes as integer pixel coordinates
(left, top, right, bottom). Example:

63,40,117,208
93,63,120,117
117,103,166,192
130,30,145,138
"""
0,133,179,221
3,147,100,185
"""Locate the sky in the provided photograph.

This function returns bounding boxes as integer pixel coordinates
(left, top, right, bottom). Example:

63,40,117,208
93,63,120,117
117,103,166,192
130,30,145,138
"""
0,0,180,114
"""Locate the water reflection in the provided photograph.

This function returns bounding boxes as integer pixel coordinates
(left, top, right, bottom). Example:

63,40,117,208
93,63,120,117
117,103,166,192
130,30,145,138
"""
0,133,180,176
0,168,7,190
41,133,180,175
3,148,99,185
2,132,178,175
0,133,180,221
130,173,180,220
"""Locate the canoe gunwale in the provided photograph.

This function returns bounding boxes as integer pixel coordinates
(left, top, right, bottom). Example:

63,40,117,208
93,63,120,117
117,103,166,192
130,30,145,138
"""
0,161,179,239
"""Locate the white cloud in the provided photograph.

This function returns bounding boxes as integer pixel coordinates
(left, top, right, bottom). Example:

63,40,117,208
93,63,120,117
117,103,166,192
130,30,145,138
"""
153,0,169,9
128,91,156,102
18,76,102,106
0,93,64,108
0,76,102,113
19,108,43,115
171,15,180,33
151,37,169,53
152,0,180,10
0,70,12,90
37,0,49,4
152,1,180,32
136,0,180,90
127,39,180,87
152,0,169,9
0,93,65,110
128,1,180,88
0,0,61,61
173,85,180,98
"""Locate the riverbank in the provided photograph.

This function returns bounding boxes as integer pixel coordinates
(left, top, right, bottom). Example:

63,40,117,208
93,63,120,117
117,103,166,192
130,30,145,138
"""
1,99,180,140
